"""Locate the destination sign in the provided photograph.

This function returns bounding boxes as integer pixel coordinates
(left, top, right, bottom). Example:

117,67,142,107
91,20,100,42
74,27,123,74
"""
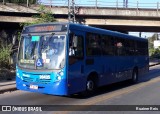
23,24,67,33
35,26,55,32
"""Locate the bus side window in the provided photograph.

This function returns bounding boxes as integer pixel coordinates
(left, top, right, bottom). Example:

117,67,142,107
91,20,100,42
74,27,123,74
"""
86,33,102,56
101,35,114,56
115,38,125,56
69,33,84,62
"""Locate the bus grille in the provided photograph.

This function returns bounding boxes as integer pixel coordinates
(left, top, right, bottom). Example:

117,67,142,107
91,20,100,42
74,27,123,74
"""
36,79,51,84
23,77,51,84
23,77,34,82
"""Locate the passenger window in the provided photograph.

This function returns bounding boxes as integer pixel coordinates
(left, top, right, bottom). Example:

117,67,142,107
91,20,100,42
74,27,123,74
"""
115,38,125,56
86,33,102,56
135,41,148,55
101,35,114,56
124,39,135,56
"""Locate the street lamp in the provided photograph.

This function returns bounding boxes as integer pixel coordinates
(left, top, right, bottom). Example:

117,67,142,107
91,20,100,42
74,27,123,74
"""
68,0,70,22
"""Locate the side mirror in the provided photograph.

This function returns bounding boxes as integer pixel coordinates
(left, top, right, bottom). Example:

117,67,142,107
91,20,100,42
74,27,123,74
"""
69,33,74,47
73,36,78,48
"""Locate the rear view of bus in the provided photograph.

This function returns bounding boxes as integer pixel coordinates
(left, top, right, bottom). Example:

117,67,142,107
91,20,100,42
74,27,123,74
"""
16,23,68,95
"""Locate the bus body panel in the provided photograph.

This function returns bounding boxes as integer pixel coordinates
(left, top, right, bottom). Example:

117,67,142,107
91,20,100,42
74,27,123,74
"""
16,66,68,95
67,61,86,94
67,28,87,94
16,22,149,96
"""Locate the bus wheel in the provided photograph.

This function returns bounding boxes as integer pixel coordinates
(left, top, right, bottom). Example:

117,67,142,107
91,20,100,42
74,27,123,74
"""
87,79,95,91
80,78,96,97
131,69,138,83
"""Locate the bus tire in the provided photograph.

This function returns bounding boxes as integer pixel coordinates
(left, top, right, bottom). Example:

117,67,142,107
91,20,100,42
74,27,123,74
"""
131,69,138,83
80,77,96,97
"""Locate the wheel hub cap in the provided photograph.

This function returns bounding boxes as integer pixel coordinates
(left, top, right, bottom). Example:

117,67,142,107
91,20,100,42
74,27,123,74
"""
87,80,94,91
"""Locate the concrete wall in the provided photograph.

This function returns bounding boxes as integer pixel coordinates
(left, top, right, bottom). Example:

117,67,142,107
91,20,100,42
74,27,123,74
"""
0,3,160,17
0,3,160,32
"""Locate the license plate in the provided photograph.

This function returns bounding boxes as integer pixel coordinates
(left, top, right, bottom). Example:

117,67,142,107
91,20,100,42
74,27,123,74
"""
30,85,38,90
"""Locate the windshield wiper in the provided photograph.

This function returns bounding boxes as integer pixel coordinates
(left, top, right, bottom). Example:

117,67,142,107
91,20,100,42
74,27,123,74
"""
48,33,55,42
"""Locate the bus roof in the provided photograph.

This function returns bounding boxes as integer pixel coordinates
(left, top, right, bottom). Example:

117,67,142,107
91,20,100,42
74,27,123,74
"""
23,22,147,42
68,23,147,42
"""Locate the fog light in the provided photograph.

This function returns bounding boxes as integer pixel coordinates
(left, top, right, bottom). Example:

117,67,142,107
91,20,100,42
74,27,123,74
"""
23,84,26,87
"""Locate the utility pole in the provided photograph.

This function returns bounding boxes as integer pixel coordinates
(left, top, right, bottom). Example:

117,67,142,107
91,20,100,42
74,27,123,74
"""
50,0,52,7
3,0,5,5
123,0,128,8
27,0,29,7
126,0,128,8
68,0,76,23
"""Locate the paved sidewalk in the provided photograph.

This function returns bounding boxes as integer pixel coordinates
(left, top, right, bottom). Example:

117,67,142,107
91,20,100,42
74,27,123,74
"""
149,59,160,66
0,80,16,93
0,60,160,94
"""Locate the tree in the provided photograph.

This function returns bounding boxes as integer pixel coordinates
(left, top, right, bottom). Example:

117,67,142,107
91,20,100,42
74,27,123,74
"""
0,4,57,69
0,30,15,68
0,5,56,69
21,5,56,27
148,33,160,58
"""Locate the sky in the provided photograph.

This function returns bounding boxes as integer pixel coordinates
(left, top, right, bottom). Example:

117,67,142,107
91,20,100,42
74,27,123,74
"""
129,32,155,38
40,0,160,8
39,0,160,38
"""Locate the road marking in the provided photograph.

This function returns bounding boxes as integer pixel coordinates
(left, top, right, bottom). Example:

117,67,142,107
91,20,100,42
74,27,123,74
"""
84,77,160,105
57,75,160,114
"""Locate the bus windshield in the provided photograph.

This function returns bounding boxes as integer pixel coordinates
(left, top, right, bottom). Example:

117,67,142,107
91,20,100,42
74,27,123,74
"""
18,34,66,70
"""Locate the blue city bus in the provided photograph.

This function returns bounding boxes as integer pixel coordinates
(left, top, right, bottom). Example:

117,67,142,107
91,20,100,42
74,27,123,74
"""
16,22,149,96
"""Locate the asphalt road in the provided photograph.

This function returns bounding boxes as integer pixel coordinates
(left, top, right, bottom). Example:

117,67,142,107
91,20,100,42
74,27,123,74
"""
1,65,160,114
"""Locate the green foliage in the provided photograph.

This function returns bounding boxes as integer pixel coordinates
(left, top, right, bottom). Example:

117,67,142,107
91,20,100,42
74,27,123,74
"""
148,33,160,58
149,48,154,57
0,43,13,68
20,5,56,27
0,30,18,69
149,47,160,58
17,31,21,42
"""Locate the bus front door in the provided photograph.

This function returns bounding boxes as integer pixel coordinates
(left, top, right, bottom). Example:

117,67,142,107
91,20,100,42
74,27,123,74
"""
68,30,86,94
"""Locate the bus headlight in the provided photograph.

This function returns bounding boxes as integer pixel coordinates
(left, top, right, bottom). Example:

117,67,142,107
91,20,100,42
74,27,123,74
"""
56,70,64,81
17,73,19,76
59,72,64,76
16,73,21,78
57,71,64,77
57,76,61,81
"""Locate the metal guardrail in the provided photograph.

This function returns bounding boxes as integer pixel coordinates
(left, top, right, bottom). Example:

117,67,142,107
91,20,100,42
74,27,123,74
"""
38,0,160,9
1,0,160,10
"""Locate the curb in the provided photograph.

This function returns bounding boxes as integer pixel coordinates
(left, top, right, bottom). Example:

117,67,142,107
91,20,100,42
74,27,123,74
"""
149,63,160,67
0,87,17,94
